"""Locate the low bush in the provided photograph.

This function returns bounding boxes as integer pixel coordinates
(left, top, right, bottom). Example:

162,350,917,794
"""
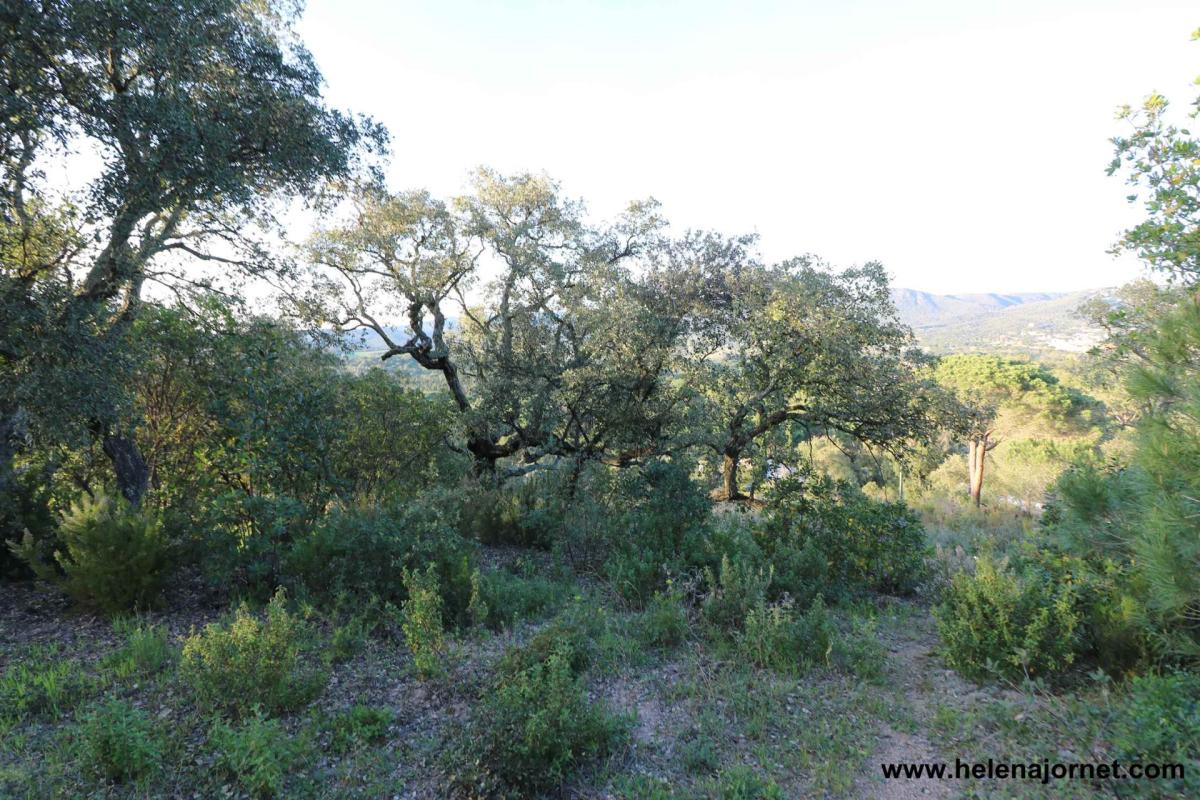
613,774,686,799
498,601,605,678
934,554,1083,681
102,619,174,679
711,765,784,800
12,492,173,615
79,698,162,783
680,733,720,774
601,462,712,607
180,589,328,717
702,554,772,634
0,472,56,581
203,494,309,600
449,641,629,797
401,565,446,678
830,617,887,680
636,588,689,649
736,596,834,674
328,704,393,753
758,473,928,603
473,566,569,630
329,613,372,663
283,501,476,626
211,712,303,799
1109,671,1200,796
460,475,564,549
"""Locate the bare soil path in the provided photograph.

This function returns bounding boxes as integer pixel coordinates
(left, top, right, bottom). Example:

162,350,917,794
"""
853,608,979,800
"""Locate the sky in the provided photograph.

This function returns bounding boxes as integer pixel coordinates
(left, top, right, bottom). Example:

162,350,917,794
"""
296,0,1198,295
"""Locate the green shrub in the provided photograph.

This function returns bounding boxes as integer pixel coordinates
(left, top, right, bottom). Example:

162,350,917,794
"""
934,555,1083,681
211,713,302,799
1109,671,1200,796
180,589,328,717
759,474,928,602
79,698,162,783
328,704,392,753
204,494,309,600
736,596,833,674
601,462,712,607
0,646,92,720
329,614,371,663
702,554,772,634
636,588,689,649
449,642,629,797
613,774,686,799
12,492,173,615
830,617,886,680
498,601,604,678
473,567,569,630
459,476,565,549
102,619,173,679
401,565,446,678
283,501,476,626
0,472,56,581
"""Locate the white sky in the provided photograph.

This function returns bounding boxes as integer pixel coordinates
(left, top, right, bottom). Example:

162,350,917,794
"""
296,0,1197,295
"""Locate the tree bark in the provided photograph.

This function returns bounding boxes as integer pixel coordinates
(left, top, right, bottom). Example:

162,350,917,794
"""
715,447,746,501
967,432,991,508
103,434,149,508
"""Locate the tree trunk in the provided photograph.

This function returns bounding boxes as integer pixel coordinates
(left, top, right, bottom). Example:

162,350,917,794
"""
103,434,149,508
967,436,987,508
715,447,745,501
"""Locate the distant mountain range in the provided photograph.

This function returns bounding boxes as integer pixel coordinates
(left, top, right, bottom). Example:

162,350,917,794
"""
339,289,1113,365
890,288,1114,355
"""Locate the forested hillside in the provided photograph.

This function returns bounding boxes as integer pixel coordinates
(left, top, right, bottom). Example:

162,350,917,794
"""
893,288,1112,355
2,3,1198,799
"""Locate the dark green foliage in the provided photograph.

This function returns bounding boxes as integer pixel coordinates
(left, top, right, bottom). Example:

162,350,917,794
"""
329,614,372,663
12,493,173,615
0,473,56,580
283,500,476,626
934,555,1083,681
328,705,393,754
449,642,629,798
180,590,328,718
401,565,446,678
79,699,162,783
0,646,92,720
473,566,569,630
498,602,605,678
615,774,688,799
680,735,721,774
211,713,304,800
759,473,928,603
460,476,564,549
736,597,834,674
203,495,310,600
1109,672,1200,796
701,554,773,634
830,617,887,680
636,589,690,649
1026,297,1200,668
599,461,712,607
